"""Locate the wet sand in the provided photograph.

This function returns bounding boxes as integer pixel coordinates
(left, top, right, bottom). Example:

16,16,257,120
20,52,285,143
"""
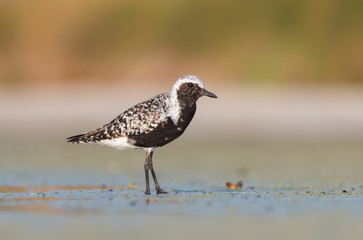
1,183,362,240
1,140,363,240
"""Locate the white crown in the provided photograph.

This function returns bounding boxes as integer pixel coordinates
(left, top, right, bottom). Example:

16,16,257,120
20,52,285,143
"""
171,75,203,94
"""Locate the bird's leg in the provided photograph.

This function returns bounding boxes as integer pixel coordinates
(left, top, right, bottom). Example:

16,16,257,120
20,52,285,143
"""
144,151,151,195
147,150,168,194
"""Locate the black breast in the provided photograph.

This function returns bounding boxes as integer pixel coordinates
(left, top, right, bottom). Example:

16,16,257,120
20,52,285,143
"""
128,104,196,148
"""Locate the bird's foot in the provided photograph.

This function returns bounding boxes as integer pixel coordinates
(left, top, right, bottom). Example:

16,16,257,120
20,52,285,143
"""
156,188,168,195
144,190,151,195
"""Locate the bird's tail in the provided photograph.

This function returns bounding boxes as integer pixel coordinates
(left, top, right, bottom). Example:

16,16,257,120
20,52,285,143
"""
66,133,86,143
67,126,109,143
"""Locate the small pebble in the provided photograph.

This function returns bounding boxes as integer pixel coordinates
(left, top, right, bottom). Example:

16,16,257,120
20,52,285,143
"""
226,182,235,189
235,180,243,189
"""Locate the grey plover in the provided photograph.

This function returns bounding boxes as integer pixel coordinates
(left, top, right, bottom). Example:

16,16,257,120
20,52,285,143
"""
67,75,217,194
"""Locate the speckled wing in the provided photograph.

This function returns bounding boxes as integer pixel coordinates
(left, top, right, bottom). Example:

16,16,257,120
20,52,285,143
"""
67,93,171,143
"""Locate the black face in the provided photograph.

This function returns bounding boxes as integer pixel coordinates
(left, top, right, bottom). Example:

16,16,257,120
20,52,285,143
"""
177,82,217,106
178,82,203,101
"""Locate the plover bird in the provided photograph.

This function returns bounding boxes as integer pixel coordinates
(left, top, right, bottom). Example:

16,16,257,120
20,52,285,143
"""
67,75,217,194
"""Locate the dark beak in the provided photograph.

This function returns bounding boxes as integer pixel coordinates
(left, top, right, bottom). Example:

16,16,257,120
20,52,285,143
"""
202,88,217,98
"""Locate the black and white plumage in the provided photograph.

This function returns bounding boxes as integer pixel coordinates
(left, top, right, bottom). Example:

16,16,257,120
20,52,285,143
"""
67,75,217,194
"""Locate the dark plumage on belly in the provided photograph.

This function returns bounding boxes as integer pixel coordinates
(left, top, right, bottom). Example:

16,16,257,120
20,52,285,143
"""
129,105,196,148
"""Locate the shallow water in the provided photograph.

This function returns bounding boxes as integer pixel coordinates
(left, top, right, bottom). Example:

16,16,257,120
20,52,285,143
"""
1,139,363,240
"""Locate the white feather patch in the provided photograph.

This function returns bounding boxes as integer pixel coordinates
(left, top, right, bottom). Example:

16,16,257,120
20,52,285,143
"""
97,137,139,150
168,93,181,124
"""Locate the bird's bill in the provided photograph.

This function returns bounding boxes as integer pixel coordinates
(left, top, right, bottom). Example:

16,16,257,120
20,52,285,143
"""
202,88,217,98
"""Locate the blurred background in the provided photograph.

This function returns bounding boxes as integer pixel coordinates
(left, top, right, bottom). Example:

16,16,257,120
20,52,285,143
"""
1,0,363,137
1,0,363,179
1,0,363,86
1,0,363,180
1,1,363,240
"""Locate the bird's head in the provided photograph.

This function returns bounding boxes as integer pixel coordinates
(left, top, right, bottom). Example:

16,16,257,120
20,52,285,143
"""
171,75,217,103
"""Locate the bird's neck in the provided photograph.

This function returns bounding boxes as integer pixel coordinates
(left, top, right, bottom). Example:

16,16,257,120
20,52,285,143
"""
177,92,197,109
176,94,197,127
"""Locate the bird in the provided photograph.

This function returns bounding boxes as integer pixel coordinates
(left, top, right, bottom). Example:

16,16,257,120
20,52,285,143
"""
67,75,217,194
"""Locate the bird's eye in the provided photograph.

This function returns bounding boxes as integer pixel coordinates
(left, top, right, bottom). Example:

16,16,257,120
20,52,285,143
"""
187,83,193,88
